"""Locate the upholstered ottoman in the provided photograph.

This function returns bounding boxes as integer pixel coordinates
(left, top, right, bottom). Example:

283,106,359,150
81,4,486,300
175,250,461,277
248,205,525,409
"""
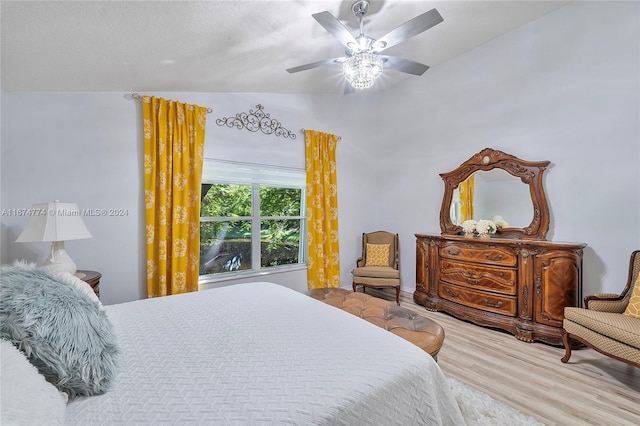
307,287,445,360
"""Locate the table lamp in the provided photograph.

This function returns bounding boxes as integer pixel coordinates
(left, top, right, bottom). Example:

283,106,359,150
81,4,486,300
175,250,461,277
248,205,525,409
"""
16,201,93,274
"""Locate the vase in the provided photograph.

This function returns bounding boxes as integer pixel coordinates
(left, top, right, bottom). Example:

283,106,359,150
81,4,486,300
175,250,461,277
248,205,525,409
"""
477,233,490,240
463,232,475,238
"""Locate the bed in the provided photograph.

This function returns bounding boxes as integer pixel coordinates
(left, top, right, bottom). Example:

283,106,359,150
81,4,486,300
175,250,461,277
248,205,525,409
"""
1,265,464,425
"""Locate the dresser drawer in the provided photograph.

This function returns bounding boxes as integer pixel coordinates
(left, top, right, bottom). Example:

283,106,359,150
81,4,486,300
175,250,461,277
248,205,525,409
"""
439,259,517,295
439,282,517,316
440,243,517,266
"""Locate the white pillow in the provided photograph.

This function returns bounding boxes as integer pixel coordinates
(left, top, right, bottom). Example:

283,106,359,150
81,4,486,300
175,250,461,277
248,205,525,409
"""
0,339,68,425
59,271,103,308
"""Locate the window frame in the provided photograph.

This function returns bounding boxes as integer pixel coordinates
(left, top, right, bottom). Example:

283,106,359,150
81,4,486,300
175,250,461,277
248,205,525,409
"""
198,160,307,284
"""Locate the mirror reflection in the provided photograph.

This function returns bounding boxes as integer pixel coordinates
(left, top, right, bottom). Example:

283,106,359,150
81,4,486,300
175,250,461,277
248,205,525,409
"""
450,169,533,228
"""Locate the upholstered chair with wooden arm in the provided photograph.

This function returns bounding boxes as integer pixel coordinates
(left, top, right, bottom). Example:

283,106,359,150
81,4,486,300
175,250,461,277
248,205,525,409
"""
352,231,400,305
561,250,640,368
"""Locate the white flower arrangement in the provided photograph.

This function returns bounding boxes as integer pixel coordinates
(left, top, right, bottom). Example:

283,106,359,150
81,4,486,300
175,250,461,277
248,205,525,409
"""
476,219,497,235
461,220,477,234
493,215,509,229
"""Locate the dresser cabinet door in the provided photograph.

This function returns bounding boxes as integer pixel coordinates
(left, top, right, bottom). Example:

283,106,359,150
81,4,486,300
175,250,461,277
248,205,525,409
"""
416,239,428,293
533,250,582,327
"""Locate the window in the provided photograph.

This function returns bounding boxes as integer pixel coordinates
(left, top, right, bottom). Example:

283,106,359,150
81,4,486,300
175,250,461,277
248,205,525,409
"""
199,160,306,279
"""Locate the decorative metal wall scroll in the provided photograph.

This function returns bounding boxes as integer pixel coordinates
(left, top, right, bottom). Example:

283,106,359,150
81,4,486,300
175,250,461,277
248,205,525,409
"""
215,104,296,140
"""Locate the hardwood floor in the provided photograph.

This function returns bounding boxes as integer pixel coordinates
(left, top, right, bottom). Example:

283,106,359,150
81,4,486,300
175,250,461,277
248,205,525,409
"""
366,288,640,426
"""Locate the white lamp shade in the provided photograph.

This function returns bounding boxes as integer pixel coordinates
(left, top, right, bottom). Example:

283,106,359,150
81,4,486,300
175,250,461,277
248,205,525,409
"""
16,202,93,242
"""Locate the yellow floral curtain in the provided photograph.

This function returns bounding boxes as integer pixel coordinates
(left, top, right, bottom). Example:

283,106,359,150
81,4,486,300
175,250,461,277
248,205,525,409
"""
459,174,475,222
305,130,340,289
142,96,207,297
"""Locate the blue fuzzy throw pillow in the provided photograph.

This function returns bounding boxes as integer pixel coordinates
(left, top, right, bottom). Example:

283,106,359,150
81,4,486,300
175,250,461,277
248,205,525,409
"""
0,262,119,399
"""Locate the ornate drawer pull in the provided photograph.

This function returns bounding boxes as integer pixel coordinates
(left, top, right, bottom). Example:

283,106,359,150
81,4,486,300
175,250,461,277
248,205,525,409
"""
483,299,503,308
444,288,460,298
464,278,480,285
446,248,460,256
484,253,504,261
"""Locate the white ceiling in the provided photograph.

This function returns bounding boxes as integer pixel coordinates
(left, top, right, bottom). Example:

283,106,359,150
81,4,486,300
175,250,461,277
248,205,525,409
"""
0,0,570,94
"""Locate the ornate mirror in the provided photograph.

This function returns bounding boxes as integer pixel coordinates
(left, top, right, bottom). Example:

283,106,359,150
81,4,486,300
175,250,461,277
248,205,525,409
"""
439,148,551,240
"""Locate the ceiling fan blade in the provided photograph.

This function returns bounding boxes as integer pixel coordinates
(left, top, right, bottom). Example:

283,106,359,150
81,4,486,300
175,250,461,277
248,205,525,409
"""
383,56,429,76
312,11,358,48
375,9,443,51
286,57,345,73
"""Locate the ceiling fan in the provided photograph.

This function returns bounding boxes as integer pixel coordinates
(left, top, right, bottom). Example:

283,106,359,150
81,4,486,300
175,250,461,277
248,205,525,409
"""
286,0,443,92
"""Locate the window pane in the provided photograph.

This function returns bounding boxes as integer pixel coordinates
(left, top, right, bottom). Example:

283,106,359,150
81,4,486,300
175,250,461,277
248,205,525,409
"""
201,184,251,217
260,220,301,267
200,221,251,275
260,187,302,216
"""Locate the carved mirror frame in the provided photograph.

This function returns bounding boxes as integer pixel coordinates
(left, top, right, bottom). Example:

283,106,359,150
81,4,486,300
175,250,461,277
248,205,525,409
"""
439,148,551,240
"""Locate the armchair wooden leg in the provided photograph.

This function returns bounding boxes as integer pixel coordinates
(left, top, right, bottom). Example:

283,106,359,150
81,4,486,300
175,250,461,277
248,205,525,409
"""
561,330,572,363
395,287,400,306
352,282,365,293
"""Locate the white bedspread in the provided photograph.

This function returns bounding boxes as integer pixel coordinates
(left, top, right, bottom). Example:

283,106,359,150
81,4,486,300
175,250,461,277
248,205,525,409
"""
65,282,464,425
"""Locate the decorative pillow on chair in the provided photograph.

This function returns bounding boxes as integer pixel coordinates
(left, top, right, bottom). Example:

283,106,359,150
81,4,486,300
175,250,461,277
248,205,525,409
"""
623,273,640,318
0,262,119,399
365,243,390,267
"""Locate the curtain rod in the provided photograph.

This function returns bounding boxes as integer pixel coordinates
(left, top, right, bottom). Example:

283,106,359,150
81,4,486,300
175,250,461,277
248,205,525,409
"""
203,157,305,172
129,93,213,114
301,128,342,141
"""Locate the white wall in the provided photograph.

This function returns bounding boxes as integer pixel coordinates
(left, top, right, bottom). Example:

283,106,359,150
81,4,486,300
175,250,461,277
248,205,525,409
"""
2,92,148,303
371,1,640,297
1,92,378,304
0,88,7,265
2,1,638,304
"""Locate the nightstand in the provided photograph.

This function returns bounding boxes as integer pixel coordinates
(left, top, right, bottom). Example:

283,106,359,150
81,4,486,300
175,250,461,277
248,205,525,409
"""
76,270,102,299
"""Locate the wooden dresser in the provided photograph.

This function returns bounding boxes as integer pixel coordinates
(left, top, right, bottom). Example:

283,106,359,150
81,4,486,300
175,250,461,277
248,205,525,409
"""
414,234,586,345
419,148,588,345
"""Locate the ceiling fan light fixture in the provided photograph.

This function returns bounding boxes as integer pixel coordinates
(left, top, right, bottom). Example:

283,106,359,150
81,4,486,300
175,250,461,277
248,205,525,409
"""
343,52,383,89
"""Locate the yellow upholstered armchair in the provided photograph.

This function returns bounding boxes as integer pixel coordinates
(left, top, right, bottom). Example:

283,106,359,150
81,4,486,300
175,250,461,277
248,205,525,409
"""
561,250,640,368
351,231,400,305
